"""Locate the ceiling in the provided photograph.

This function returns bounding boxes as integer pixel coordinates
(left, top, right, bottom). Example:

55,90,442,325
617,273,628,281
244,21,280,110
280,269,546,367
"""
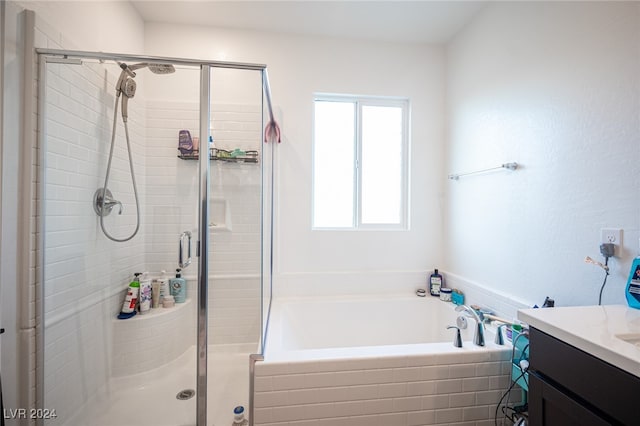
130,1,487,44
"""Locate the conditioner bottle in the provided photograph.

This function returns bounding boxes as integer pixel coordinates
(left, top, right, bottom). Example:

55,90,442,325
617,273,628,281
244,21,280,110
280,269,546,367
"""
429,269,443,297
170,268,187,303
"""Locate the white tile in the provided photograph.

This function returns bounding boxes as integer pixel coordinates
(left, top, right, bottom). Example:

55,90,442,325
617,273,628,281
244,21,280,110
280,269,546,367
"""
434,408,463,423
406,381,436,397
462,377,490,392
393,367,422,382
255,391,289,407
462,405,490,421
449,392,475,408
435,379,462,394
379,382,408,398
421,394,449,410
407,410,435,426
448,363,476,379
392,396,422,412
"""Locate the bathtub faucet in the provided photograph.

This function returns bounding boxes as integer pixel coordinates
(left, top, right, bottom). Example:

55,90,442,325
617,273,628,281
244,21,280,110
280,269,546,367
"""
455,305,485,346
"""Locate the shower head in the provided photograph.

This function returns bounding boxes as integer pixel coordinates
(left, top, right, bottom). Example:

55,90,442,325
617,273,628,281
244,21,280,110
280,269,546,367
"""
115,61,175,122
128,62,176,74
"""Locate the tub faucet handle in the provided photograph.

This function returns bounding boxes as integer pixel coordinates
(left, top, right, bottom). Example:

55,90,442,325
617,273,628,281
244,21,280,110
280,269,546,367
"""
447,325,463,348
495,324,507,345
454,305,485,347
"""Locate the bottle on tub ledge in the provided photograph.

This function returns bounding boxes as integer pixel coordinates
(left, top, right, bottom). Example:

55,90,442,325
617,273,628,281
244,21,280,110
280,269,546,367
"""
429,268,444,297
170,268,187,303
117,272,141,319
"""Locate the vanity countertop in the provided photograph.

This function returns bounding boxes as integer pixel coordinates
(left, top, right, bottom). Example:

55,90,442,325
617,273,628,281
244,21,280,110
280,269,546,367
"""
518,305,640,378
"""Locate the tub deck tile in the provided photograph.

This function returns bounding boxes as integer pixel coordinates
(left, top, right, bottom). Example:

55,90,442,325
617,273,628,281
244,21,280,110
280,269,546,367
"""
406,380,436,396
434,378,463,394
447,363,476,378
392,396,423,412
255,390,289,407
462,405,490,422
434,407,463,423
420,366,449,380
378,382,408,398
392,367,423,382
448,391,475,408
287,386,348,405
407,409,436,426
373,412,408,426
344,384,378,400
332,400,367,417
462,376,491,392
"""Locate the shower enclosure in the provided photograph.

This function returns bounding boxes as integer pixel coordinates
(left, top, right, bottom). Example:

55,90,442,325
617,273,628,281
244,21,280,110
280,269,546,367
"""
35,49,275,426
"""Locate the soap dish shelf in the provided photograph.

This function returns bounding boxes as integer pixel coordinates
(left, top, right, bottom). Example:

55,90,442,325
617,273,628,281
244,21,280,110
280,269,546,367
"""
178,149,258,163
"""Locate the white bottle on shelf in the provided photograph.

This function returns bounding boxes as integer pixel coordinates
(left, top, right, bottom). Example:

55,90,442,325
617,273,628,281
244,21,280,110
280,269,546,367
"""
231,406,248,426
158,270,170,305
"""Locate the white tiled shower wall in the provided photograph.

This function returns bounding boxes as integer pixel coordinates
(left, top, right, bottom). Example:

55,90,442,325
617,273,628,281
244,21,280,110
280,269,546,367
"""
144,100,262,345
42,56,147,422
40,54,263,424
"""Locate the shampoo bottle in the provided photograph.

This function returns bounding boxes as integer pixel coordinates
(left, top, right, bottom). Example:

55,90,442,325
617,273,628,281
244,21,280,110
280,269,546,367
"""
118,273,141,319
151,279,160,309
170,268,187,303
139,272,152,314
429,269,443,297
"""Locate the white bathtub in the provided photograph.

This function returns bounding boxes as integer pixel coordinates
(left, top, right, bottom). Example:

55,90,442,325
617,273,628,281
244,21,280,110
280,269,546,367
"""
254,295,515,425
265,294,498,361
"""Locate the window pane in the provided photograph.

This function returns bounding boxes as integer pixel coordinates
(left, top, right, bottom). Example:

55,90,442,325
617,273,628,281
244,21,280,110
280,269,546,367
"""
361,105,403,224
313,101,355,227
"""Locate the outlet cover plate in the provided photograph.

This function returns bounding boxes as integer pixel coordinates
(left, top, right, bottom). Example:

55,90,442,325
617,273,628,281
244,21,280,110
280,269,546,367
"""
601,228,622,245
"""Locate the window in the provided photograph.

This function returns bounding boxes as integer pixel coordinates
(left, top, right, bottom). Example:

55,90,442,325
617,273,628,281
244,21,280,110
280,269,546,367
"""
313,94,409,229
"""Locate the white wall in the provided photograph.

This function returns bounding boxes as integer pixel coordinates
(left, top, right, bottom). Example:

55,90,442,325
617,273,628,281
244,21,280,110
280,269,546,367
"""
145,24,446,295
1,1,25,420
445,1,640,309
16,0,144,54
0,0,146,419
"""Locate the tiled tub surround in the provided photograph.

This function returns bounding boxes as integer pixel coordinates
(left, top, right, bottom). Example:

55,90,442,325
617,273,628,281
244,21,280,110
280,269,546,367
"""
254,296,515,425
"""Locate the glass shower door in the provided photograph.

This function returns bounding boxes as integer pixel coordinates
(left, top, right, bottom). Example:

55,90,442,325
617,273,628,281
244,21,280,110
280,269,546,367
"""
205,67,265,425
40,55,203,426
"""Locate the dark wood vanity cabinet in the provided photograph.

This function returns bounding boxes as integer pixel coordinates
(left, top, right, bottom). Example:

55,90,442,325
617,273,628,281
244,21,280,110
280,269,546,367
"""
528,327,639,426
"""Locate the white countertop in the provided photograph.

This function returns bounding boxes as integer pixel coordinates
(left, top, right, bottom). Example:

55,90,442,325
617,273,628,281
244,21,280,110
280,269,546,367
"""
518,305,640,378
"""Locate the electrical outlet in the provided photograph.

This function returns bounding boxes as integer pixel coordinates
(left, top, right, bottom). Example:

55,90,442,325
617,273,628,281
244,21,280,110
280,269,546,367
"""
601,228,622,245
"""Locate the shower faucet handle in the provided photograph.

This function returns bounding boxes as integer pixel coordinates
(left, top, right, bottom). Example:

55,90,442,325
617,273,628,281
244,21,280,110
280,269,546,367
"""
447,325,463,348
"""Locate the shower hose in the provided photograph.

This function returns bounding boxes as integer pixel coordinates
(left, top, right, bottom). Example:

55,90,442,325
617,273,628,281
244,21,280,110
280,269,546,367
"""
99,94,141,242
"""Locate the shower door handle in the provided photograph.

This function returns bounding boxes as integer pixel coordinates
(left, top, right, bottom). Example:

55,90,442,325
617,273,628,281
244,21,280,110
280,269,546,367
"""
179,231,192,269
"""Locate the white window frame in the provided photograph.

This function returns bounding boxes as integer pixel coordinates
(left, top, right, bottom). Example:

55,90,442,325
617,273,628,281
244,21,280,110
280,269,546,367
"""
312,93,410,230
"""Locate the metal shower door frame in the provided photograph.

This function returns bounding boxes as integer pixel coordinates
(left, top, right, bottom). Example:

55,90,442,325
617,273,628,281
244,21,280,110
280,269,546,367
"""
35,49,274,426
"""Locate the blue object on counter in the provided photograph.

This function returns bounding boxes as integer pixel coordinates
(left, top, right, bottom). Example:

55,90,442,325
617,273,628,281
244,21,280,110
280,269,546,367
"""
625,257,640,309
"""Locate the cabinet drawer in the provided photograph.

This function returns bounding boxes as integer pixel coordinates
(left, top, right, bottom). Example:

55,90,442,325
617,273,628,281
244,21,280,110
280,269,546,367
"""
529,327,639,425
529,372,609,426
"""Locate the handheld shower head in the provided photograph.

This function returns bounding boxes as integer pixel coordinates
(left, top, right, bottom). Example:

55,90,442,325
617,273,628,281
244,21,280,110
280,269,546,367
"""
115,61,174,121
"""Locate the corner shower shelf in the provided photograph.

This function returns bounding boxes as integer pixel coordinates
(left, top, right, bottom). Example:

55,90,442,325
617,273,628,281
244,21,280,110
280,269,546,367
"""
113,297,192,323
178,149,259,164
